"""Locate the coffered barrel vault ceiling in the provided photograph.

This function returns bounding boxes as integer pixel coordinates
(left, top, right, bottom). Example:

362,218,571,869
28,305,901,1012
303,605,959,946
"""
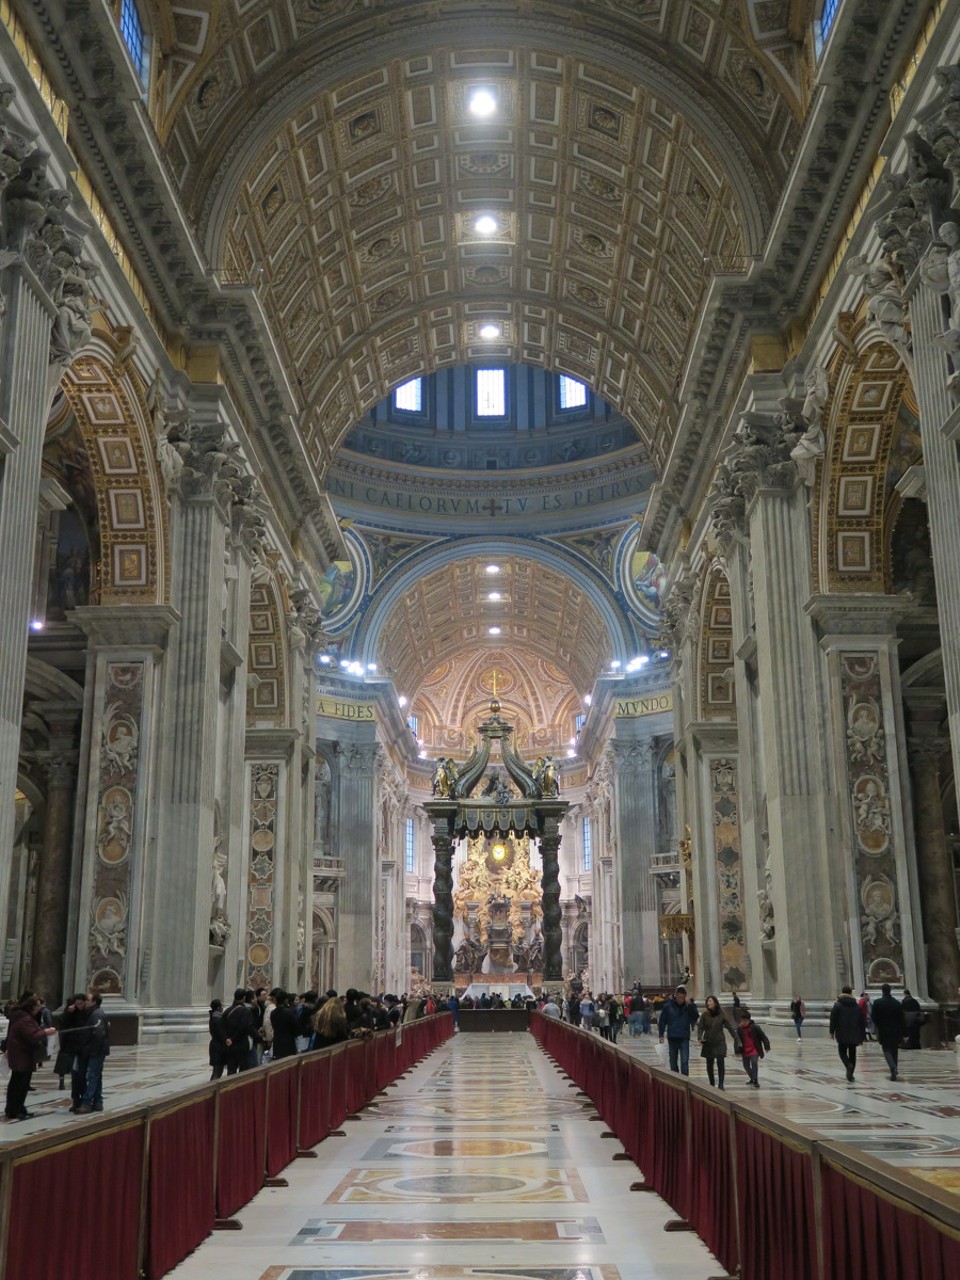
374,557,611,704
161,2,801,486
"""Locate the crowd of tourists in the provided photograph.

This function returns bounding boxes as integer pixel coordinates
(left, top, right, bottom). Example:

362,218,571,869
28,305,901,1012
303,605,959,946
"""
1,990,108,1121
208,987,444,1077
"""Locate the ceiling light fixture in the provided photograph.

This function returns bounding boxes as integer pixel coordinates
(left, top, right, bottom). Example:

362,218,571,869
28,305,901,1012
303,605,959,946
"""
485,564,500,575
474,215,498,236
487,591,502,601
468,88,497,118
478,323,500,339
488,626,501,635
398,695,408,707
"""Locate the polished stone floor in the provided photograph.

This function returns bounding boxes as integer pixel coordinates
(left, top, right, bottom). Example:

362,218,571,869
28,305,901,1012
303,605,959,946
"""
617,1025,960,1193
169,1034,718,1279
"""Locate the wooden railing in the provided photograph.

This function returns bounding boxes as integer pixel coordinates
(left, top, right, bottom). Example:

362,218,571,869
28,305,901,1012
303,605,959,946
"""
530,1012,960,1280
0,1014,453,1280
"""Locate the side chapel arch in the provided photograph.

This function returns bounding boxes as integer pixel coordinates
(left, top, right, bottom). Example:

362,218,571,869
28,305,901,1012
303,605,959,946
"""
58,331,168,606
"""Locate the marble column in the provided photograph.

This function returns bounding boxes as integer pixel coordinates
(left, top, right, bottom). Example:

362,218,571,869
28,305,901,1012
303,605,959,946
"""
607,737,661,985
540,817,563,981
333,741,380,993
31,722,77,1008
429,818,455,984
907,737,960,1003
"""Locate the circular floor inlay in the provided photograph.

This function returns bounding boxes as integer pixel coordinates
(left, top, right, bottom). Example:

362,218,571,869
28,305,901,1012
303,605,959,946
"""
393,1174,526,1196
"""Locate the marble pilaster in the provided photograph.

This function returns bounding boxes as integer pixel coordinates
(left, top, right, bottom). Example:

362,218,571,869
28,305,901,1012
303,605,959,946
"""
333,740,380,993
909,277,960,825
809,595,924,994
69,605,177,1012
144,458,232,1029
907,736,960,1003
745,480,839,998
0,173,87,941
607,737,660,985
242,730,299,992
31,721,77,1008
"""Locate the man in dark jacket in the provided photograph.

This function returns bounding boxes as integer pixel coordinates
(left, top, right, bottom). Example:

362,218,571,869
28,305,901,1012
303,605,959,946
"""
657,985,699,1076
871,984,906,1081
901,990,923,1049
74,993,110,1113
829,985,865,1082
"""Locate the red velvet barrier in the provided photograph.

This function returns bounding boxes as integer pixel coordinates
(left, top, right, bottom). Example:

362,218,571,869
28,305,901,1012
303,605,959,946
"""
688,1093,738,1276
613,1052,638,1162
5,1121,144,1280
298,1049,332,1149
820,1161,960,1280
265,1058,300,1176
634,1061,656,1180
648,1073,689,1219
327,1042,349,1129
216,1074,267,1218
363,1034,378,1105
146,1096,216,1280
736,1116,818,1280
345,1039,367,1114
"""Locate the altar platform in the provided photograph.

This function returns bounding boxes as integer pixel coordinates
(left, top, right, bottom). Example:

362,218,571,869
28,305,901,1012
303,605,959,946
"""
460,981,535,1001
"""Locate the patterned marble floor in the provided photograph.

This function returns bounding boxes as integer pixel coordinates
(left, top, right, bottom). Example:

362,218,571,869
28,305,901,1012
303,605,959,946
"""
167,1035,719,1280
618,1026,960,1194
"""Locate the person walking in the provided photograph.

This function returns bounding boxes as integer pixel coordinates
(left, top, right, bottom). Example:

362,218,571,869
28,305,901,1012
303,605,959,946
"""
901,990,923,1049
607,994,621,1044
698,994,735,1089
871,984,906,1081
829,985,865,1083
790,994,806,1042
658,985,699,1076
734,1007,770,1088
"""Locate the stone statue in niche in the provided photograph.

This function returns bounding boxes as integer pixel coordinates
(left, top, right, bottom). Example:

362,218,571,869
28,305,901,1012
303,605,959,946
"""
757,853,775,941
659,755,677,846
209,804,231,946
315,758,331,853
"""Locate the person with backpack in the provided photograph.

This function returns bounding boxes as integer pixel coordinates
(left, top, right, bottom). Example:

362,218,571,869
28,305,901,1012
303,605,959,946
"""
734,1007,771,1088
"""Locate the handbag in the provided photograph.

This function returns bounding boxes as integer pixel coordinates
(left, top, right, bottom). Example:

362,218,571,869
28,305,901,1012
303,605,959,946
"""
654,1040,668,1067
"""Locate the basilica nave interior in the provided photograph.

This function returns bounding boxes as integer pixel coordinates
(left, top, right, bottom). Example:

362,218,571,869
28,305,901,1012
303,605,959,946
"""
1,0,959,1047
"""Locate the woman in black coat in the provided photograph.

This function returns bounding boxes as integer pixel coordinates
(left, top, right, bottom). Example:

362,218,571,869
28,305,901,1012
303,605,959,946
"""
209,1000,228,1079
